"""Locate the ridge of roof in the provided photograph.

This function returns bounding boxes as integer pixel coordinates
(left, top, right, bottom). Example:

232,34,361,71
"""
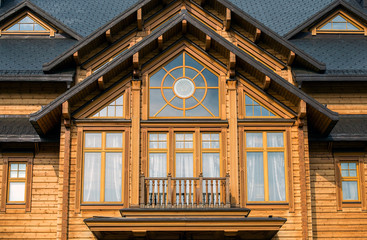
30,11,338,136
0,0,83,40
284,0,367,39
43,0,326,73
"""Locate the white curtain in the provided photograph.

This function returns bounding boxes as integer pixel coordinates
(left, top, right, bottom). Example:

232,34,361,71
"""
268,152,286,201
84,133,101,148
83,153,101,202
267,133,284,147
202,153,220,204
9,182,25,202
176,153,193,203
246,133,263,147
247,152,264,201
105,153,122,202
106,133,122,148
149,153,167,177
342,181,358,200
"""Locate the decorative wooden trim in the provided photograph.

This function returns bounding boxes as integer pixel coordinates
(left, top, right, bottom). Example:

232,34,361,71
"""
75,127,83,214
254,28,261,43
239,127,245,207
98,76,105,90
205,35,211,51
61,126,71,240
286,128,294,213
224,8,231,31
25,157,32,212
137,8,143,31
0,157,9,212
73,52,80,66
262,76,271,91
287,51,295,66
298,126,308,239
158,35,163,51
133,52,140,79
124,128,131,207
106,29,113,43
182,20,187,34
298,100,306,119
228,52,236,78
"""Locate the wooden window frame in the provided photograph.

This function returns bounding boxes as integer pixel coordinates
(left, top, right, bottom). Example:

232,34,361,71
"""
311,10,366,35
75,127,130,212
335,155,366,210
243,94,277,118
1,155,33,212
240,127,293,210
0,12,56,37
145,128,225,179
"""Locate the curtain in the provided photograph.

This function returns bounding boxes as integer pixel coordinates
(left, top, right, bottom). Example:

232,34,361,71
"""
83,153,101,202
176,153,193,203
84,133,101,148
106,133,122,148
342,181,358,200
247,152,264,201
149,153,167,177
203,153,220,204
246,133,263,147
105,153,122,202
9,182,25,202
268,152,286,201
267,133,284,147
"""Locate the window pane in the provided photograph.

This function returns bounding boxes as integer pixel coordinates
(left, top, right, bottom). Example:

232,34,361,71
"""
85,133,101,148
342,181,358,201
268,152,286,201
10,171,18,178
176,153,193,177
10,164,18,171
34,24,46,31
333,22,345,30
9,182,25,202
341,163,348,170
18,171,26,178
107,106,115,117
349,169,357,177
341,170,349,177
19,164,26,171
246,133,263,147
106,133,122,148
83,153,101,202
105,153,122,202
267,133,284,147
247,152,264,201
349,163,356,169
149,153,167,177
202,153,220,177
19,24,33,31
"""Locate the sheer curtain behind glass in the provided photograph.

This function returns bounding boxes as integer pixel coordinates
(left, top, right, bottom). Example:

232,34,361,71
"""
105,153,122,202
83,153,101,202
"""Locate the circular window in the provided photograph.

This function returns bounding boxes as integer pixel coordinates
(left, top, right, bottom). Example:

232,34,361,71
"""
173,78,195,99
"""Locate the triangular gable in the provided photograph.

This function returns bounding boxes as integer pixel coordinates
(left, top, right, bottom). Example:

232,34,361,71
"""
318,13,361,31
30,11,338,137
285,0,367,39
42,0,325,73
0,1,82,40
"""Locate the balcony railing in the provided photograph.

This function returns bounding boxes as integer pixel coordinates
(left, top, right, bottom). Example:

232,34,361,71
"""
140,173,230,208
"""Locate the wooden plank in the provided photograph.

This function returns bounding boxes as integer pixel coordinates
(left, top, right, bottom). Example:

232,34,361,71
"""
106,29,113,43
182,20,187,34
263,76,271,91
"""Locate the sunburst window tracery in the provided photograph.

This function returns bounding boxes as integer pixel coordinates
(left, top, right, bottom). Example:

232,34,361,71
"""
149,52,219,118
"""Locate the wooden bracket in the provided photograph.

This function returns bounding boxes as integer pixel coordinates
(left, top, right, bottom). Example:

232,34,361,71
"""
288,51,295,66
158,35,163,51
205,35,211,51
263,76,271,90
106,29,113,43
226,78,237,90
182,20,187,34
73,52,80,66
133,52,140,79
137,8,143,31
98,76,104,90
228,52,236,78
62,101,71,128
254,28,261,43
298,100,306,119
224,8,231,31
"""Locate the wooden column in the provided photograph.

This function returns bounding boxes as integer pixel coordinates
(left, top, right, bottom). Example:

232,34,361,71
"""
227,78,239,206
131,79,141,207
298,123,308,240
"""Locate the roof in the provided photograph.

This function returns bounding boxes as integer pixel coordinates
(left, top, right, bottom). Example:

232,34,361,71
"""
0,116,58,142
310,114,367,141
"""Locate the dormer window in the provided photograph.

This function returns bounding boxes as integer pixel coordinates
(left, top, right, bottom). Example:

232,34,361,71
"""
0,12,56,37
312,11,366,35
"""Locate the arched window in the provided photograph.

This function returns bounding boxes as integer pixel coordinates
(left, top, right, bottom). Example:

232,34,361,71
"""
149,52,219,118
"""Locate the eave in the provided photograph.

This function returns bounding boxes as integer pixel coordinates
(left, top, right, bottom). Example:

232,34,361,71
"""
0,0,82,40
285,0,367,40
30,11,338,136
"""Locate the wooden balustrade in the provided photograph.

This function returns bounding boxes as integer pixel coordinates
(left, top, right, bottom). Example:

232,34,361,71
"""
140,173,230,208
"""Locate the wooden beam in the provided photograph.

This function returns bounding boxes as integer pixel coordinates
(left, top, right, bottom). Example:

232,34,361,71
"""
205,35,211,51
61,126,71,240
137,8,143,31
228,52,236,78
62,101,70,120
263,76,271,90
224,8,231,31
98,76,105,90
158,35,163,51
288,51,295,66
133,52,139,79
106,29,113,43
182,20,187,34
298,100,306,119
73,52,80,65
254,28,261,43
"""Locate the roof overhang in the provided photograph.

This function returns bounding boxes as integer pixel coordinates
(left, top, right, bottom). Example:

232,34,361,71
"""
30,11,338,136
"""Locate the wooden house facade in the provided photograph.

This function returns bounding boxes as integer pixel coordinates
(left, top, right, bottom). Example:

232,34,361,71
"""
0,0,366,239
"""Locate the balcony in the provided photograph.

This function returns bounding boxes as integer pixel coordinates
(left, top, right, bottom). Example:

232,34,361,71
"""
140,173,230,208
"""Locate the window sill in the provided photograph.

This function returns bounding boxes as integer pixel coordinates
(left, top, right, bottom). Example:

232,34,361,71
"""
342,202,362,208
245,203,289,210
80,204,123,210
5,203,26,209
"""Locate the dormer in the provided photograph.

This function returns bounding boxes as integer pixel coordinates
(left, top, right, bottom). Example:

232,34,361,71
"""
0,12,56,37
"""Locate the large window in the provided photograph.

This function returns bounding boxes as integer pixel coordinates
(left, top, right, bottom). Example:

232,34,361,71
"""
149,52,220,118
82,132,123,203
245,132,287,203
